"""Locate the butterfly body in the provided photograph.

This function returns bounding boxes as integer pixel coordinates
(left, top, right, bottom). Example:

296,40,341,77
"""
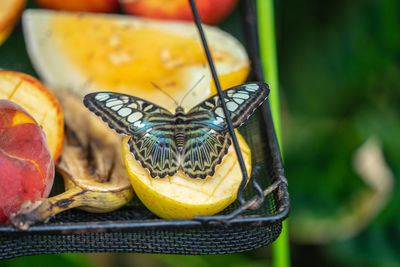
84,82,269,179
173,107,186,152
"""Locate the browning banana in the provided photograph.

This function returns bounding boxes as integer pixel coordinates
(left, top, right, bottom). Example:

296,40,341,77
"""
11,94,134,229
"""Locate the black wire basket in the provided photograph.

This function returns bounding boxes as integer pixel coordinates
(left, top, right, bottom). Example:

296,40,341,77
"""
0,0,289,259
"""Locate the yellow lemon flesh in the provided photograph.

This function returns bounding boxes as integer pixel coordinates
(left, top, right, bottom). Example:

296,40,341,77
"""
23,10,249,109
122,131,251,219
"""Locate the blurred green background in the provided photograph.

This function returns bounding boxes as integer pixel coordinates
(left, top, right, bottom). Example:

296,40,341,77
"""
1,0,399,266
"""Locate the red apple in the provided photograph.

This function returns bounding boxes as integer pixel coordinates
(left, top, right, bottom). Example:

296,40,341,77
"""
35,0,119,13
0,100,54,224
120,0,239,25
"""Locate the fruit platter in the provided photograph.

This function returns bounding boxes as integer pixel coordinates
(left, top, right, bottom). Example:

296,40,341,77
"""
0,0,288,258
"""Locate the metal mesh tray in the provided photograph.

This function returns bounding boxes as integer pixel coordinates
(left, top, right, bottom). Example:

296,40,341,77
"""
0,1,289,259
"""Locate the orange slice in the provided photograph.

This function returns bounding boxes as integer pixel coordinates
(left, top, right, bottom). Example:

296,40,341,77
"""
0,71,64,162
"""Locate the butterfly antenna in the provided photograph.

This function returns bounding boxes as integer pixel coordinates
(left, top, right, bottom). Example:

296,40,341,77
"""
150,82,179,107
179,75,205,107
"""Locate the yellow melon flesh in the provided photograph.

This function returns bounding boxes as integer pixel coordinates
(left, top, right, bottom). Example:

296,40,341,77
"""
23,10,249,109
122,131,251,219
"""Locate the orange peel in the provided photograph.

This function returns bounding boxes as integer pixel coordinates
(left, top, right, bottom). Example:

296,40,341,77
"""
0,71,64,162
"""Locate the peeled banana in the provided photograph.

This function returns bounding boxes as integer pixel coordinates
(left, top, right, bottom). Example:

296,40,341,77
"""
11,94,134,230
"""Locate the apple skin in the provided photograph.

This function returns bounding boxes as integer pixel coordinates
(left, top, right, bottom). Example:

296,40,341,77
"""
120,0,239,25
35,0,119,13
0,100,54,224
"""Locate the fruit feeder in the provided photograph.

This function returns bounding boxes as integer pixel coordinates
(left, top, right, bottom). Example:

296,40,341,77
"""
0,0,289,259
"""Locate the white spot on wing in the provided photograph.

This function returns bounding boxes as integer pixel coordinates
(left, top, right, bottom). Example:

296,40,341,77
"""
111,104,123,110
118,107,132,117
233,93,249,99
143,104,153,111
133,120,145,128
246,83,259,91
106,99,123,107
234,98,245,104
95,93,110,101
215,107,225,118
128,103,138,109
127,111,143,123
226,101,238,112
227,91,235,97
120,96,130,102
213,117,225,125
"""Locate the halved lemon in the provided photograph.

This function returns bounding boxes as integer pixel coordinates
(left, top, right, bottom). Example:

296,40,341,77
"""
122,131,251,219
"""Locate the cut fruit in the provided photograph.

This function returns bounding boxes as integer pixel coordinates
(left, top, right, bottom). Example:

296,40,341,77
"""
120,0,239,25
35,0,118,13
0,71,64,162
122,131,251,219
0,99,54,224
10,95,134,229
22,9,249,110
0,0,26,45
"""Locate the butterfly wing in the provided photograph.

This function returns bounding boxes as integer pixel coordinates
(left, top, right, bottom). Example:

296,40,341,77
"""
83,82,269,179
127,126,179,178
188,82,270,130
182,125,231,179
182,82,269,178
84,92,179,178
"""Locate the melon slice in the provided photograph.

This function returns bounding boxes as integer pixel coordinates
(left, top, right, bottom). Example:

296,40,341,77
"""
122,131,251,219
22,9,249,109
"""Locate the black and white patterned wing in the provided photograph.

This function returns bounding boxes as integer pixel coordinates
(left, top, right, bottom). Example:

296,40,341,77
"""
127,126,179,178
84,92,179,178
182,125,231,179
181,82,269,179
187,82,270,130
84,92,173,135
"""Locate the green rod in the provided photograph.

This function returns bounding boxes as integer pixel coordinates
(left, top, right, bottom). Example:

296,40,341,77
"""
256,0,291,267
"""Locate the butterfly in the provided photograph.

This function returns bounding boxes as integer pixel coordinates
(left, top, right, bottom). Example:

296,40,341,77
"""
83,82,269,179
